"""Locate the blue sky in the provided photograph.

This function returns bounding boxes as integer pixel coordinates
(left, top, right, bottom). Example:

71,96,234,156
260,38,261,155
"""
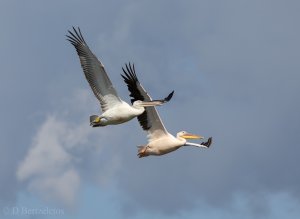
1,0,300,218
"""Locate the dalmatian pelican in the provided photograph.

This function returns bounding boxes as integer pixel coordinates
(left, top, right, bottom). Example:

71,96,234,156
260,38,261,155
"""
66,27,174,127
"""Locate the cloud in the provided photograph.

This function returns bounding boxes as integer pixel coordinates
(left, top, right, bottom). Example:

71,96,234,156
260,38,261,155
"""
1,0,300,217
16,89,121,208
88,0,300,216
17,115,83,207
27,168,80,208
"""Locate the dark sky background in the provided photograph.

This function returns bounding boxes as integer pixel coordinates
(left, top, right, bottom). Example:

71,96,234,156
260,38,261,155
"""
0,0,299,218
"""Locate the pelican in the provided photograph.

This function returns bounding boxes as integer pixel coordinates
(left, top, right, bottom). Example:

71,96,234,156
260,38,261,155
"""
121,64,212,157
66,27,174,127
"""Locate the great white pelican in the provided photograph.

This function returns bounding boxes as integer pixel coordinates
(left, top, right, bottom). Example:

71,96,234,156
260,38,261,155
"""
121,64,212,157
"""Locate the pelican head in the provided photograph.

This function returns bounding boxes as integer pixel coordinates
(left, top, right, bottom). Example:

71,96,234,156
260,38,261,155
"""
90,115,107,127
177,131,204,140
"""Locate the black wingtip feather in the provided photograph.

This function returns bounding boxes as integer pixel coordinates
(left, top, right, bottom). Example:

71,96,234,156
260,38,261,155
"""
121,63,151,130
202,137,212,148
151,90,175,103
121,63,144,103
165,91,174,102
66,26,86,46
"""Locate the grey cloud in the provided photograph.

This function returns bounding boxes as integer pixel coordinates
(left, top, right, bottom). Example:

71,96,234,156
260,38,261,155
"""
1,0,300,218
95,0,300,216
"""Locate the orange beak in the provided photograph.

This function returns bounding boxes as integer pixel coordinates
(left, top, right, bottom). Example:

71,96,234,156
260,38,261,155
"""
182,133,204,139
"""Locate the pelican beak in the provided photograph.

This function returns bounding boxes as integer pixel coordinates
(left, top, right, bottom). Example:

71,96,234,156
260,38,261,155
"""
182,133,204,139
139,101,163,107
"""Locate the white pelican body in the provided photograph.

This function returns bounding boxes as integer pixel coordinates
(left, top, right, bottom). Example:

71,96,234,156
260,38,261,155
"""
122,66,212,157
141,131,211,157
98,101,143,125
67,27,173,127
146,133,183,155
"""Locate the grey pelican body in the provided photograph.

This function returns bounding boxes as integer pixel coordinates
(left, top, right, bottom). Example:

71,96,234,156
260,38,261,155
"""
91,100,143,126
66,27,173,127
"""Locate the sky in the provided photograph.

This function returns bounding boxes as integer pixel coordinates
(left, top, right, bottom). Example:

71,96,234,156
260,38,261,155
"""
1,0,300,218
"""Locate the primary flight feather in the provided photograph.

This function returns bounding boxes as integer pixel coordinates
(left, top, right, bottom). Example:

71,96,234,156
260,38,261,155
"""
121,64,212,157
66,27,174,127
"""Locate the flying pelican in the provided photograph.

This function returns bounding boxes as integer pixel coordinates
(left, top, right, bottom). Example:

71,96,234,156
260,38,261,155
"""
121,64,212,157
66,27,174,127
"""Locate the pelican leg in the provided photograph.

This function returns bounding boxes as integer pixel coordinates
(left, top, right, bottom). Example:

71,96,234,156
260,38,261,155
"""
137,145,149,158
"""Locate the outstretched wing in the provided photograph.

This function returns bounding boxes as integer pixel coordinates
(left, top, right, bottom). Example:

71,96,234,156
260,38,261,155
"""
121,63,173,141
66,27,122,112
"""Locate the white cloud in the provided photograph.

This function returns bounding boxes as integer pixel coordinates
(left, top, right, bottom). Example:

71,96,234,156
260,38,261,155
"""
27,168,80,208
17,116,72,181
16,115,84,207
16,89,121,208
